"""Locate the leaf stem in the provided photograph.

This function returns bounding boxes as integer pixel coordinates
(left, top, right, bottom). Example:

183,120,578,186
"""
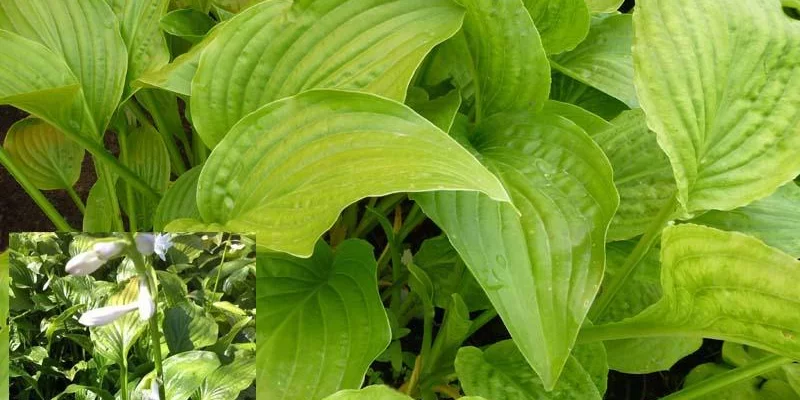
0,146,73,231
64,185,86,214
660,355,793,400
118,127,138,232
466,308,498,338
120,358,129,400
94,158,124,232
589,194,677,320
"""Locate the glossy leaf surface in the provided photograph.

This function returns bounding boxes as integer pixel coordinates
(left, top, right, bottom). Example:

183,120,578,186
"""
3,118,84,190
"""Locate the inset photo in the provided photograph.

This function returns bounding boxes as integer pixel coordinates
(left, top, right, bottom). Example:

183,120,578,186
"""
7,232,256,400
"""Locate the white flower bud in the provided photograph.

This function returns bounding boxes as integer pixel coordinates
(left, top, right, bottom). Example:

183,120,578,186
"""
65,251,105,276
78,303,138,326
136,234,155,255
150,379,160,400
138,278,155,321
93,241,126,261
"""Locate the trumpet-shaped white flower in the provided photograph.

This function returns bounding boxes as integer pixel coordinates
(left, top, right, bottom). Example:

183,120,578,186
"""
136,233,155,256
78,303,139,326
138,278,155,321
93,240,126,261
65,251,105,276
154,234,172,261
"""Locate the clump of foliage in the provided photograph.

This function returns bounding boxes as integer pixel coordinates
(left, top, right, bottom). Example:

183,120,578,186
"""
6,232,256,400
1,0,800,399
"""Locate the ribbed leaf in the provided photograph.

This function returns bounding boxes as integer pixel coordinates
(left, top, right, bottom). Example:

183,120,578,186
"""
551,14,636,107
83,177,117,232
0,0,128,136
585,0,624,13
405,88,461,133
256,240,391,400
523,0,590,55
414,111,618,389
210,0,257,13
90,278,148,365
191,0,465,147
118,124,171,230
634,0,800,214
455,340,607,399
154,165,202,230
197,350,255,400
549,73,627,121
322,386,420,400
594,241,701,374
585,224,800,360
441,0,550,119
163,302,218,355
106,0,171,99
691,182,800,258
542,100,611,136
136,351,221,400
592,109,677,241
160,8,216,42
194,90,509,257
3,118,84,190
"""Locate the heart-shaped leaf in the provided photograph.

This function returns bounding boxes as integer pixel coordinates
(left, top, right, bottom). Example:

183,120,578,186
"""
191,0,465,147
3,118,84,190
634,0,800,214
191,90,509,257
197,347,255,400
257,240,390,400
163,302,218,355
135,350,221,400
117,124,171,230
90,278,148,365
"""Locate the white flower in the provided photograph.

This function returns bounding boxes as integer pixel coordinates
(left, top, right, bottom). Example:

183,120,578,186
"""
78,303,139,326
154,234,173,261
229,241,246,251
143,378,160,400
93,241,126,261
135,234,155,256
138,278,155,321
65,251,105,276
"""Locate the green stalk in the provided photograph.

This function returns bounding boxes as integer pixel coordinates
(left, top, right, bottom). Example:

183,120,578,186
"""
120,358,129,400
127,100,187,175
0,146,73,231
353,194,406,238
466,308,498,338
118,127,138,232
64,185,86,214
589,194,678,320
660,355,793,400
94,158,124,232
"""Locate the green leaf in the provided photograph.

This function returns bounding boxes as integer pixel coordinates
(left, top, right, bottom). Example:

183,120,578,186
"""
592,109,677,241
551,14,636,107
455,340,606,399
405,87,462,133
691,182,800,258
197,350,256,400
137,350,221,400
160,8,216,43
118,124,171,230
163,302,218,354
541,100,612,136
0,252,7,400
549,72,627,121
209,0,258,13
523,0,590,55
594,241,701,374
322,386,414,400
585,224,800,361
90,278,148,365
156,271,189,307
83,176,118,232
256,240,391,400
633,0,800,214
106,0,171,100
439,0,550,120
424,294,472,381
195,90,509,257
0,0,128,137
154,165,202,230
3,118,84,190
414,110,618,389
683,362,800,400
584,0,624,13
191,0,465,147
414,235,490,311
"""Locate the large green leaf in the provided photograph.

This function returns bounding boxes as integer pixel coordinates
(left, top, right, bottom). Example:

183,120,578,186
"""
83,176,118,232
0,0,128,137
439,0,550,120
594,241,701,374
197,349,255,400
117,124,170,230
256,240,391,400
322,386,416,400
414,111,618,389
190,0,465,147
551,14,636,108
3,118,84,190
160,8,216,43
154,165,203,230
523,0,590,55
582,224,800,361
455,340,607,399
163,302,218,355
106,0,171,99
136,350,221,400
190,90,509,257
691,182,800,258
549,73,627,121
633,0,800,214
90,278,148,365
584,0,623,13
405,87,461,133
541,100,611,136
592,109,677,241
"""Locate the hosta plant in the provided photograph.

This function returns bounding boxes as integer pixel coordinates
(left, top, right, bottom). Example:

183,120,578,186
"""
6,232,256,400
1,0,800,399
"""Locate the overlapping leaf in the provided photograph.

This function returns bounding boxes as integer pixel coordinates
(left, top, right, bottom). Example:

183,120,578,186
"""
90,278,148,365
154,166,203,230
523,0,590,55
118,124,171,230
3,118,84,190
191,0,465,147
